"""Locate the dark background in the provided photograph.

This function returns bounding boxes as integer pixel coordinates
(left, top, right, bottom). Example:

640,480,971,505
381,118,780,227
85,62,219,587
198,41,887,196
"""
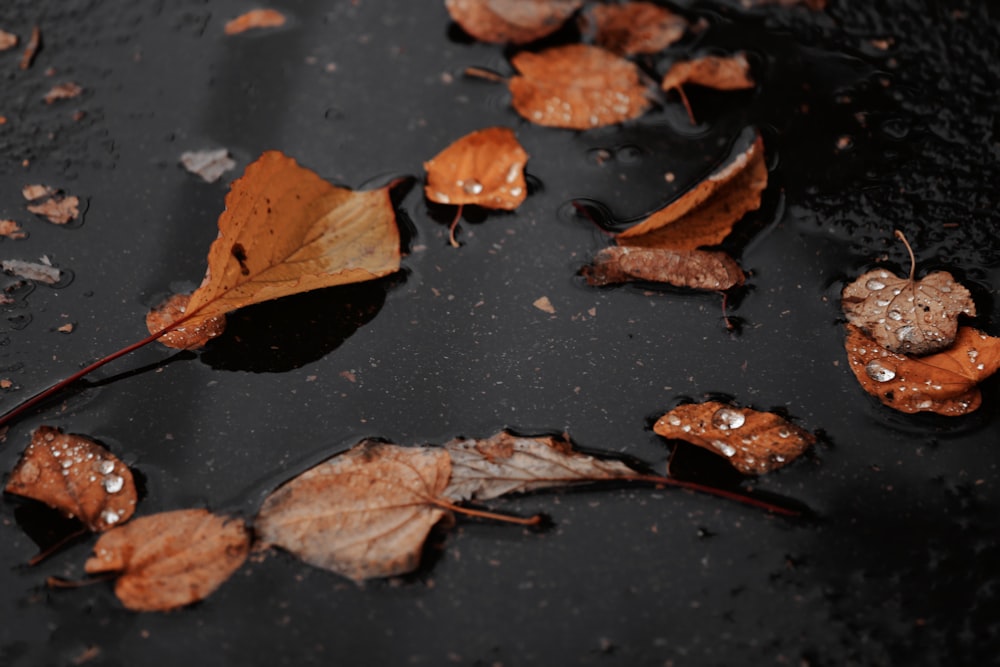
1,1,998,665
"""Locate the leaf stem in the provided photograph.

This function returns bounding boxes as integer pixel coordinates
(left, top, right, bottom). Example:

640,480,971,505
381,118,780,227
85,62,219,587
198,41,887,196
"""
431,497,543,526
894,229,915,280
623,473,801,516
28,527,88,566
448,204,464,248
463,66,506,83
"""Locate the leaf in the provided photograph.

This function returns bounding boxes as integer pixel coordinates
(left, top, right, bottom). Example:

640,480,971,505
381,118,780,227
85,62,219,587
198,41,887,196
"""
0,220,26,240
509,44,652,129
19,26,39,70
147,151,401,349
224,9,286,35
579,2,688,55
26,193,81,224
145,293,226,349
844,324,1000,416
2,259,61,284
43,82,83,104
661,53,755,123
5,426,137,531
653,402,814,475
583,246,744,290
179,148,236,183
442,431,636,502
445,0,582,44
255,441,453,581
424,127,529,209
84,509,250,612
0,29,17,51
21,184,55,201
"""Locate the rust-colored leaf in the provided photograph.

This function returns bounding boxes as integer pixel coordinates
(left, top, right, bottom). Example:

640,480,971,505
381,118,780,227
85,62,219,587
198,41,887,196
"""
27,194,80,224
443,431,635,502
654,402,814,475
844,325,1000,416
445,0,582,44
255,441,453,581
84,509,250,612
579,2,688,55
661,53,755,93
43,82,83,104
145,293,226,349
583,246,744,290
0,220,26,240
5,426,137,532
146,151,401,349
224,9,286,35
0,29,17,51
424,127,529,209
509,44,652,129
19,26,39,70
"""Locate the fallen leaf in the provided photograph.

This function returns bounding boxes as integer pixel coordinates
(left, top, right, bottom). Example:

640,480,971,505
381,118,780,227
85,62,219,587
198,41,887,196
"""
0,29,17,51
661,53,755,122
5,426,137,531
27,194,80,224
654,402,814,475
579,2,688,55
180,148,236,183
19,26,39,70
509,44,652,129
57,322,75,333
443,431,635,502
844,324,1000,416
22,184,55,201
255,441,454,581
2,259,61,284
43,82,83,104
84,509,250,612
532,295,555,313
583,246,744,290
224,9,286,35
445,0,582,44
146,151,401,349
0,220,26,240
145,293,226,349
841,232,974,355
424,127,529,210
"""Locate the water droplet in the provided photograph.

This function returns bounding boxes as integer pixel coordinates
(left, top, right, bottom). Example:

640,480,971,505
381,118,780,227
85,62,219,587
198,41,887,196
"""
777,427,790,439
711,407,745,430
461,179,483,195
666,414,682,426
865,360,896,382
875,299,891,307
887,310,903,321
103,474,124,494
61,459,73,469
101,509,121,525
97,460,115,475
711,440,737,457
866,278,886,291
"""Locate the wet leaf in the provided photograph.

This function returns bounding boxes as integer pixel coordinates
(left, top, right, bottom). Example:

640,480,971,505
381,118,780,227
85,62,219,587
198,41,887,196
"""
583,246,744,290
146,151,401,349
509,44,652,129
844,324,1000,416
21,184,55,201
654,402,814,475
224,9,286,35
661,53,755,122
43,82,83,104
26,196,80,224
579,2,688,55
84,509,250,612
5,426,136,532
2,259,61,284
0,220,26,240
145,293,226,349
256,441,453,581
424,127,529,210
446,0,582,44
443,431,635,502
179,148,236,183
0,29,18,51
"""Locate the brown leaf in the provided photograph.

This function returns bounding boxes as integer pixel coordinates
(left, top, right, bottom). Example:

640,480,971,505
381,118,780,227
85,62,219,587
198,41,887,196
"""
654,402,814,475
579,2,688,55
661,53,755,93
21,184,55,201
145,293,226,350
443,431,635,502
84,509,250,612
2,259,61,284
5,426,137,531
43,82,83,104
256,441,453,581
583,246,744,290
27,195,80,224
0,29,17,51
509,44,652,129
224,9,286,35
0,220,26,240
179,148,236,183
445,0,582,44
146,151,401,349
424,127,529,210
844,325,1000,416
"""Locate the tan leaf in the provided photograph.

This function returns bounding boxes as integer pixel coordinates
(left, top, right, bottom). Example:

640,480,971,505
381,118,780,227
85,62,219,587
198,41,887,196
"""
255,441,453,581
583,246,744,290
43,82,83,104
654,402,814,475
27,195,80,224
21,184,55,201
84,509,250,612
424,127,529,209
0,29,18,51
146,151,401,349
179,148,236,183
2,259,61,284
5,426,137,531
443,431,635,502
844,325,1000,416
509,44,652,129
0,220,26,240
579,2,688,55
445,0,582,44
224,9,286,35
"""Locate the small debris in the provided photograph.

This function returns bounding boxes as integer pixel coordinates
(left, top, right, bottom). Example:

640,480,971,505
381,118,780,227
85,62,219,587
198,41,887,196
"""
0,220,26,240
57,322,75,333
0,379,13,389
0,29,17,51
533,296,556,314
22,184,55,201
179,148,236,183
43,82,83,104
27,195,80,224
2,259,61,284
224,9,287,35
19,26,40,70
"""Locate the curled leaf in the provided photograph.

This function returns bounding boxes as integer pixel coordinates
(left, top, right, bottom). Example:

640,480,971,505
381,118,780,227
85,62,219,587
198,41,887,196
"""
654,402,814,475
424,127,529,209
446,0,582,44
224,9,286,35
583,246,744,290
43,82,83,104
661,53,755,93
844,325,1000,415
5,426,136,532
579,2,688,55
84,509,250,612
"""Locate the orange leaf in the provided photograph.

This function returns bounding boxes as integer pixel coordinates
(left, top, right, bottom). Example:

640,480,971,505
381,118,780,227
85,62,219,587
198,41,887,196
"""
84,509,250,612
446,0,582,44
5,426,137,532
424,127,529,209
844,325,1000,415
0,219,26,240
224,9,286,35
661,53,755,93
583,246,744,290
509,44,652,129
654,402,814,475
580,2,688,55
0,29,18,51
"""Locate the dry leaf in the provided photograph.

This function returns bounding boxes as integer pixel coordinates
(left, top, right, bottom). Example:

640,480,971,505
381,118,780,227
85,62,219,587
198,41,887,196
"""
532,295,556,313
43,82,83,104
443,431,635,502
256,441,453,581
583,246,744,290
84,509,250,612
0,29,17,51
179,148,236,183
19,26,39,70
844,324,1000,416
224,9,286,35
579,2,688,55
446,0,582,44
5,426,136,531
27,195,80,224
2,259,61,284
654,402,814,475
146,151,401,349
0,220,26,240
661,53,755,93
424,127,529,209
509,44,651,129
22,184,55,201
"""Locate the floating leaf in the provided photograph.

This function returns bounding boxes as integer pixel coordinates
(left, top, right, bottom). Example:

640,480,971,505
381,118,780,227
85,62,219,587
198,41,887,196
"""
579,2,688,55
179,148,236,183
424,127,529,210
654,402,814,475
224,9,286,35
844,324,1000,416
0,29,17,51
25,190,80,225
2,259,61,284
583,246,744,290
22,184,55,201
0,220,26,240
5,426,136,532
509,44,651,129
446,0,582,44
661,53,755,123
84,509,250,612
43,82,83,104
145,293,226,350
